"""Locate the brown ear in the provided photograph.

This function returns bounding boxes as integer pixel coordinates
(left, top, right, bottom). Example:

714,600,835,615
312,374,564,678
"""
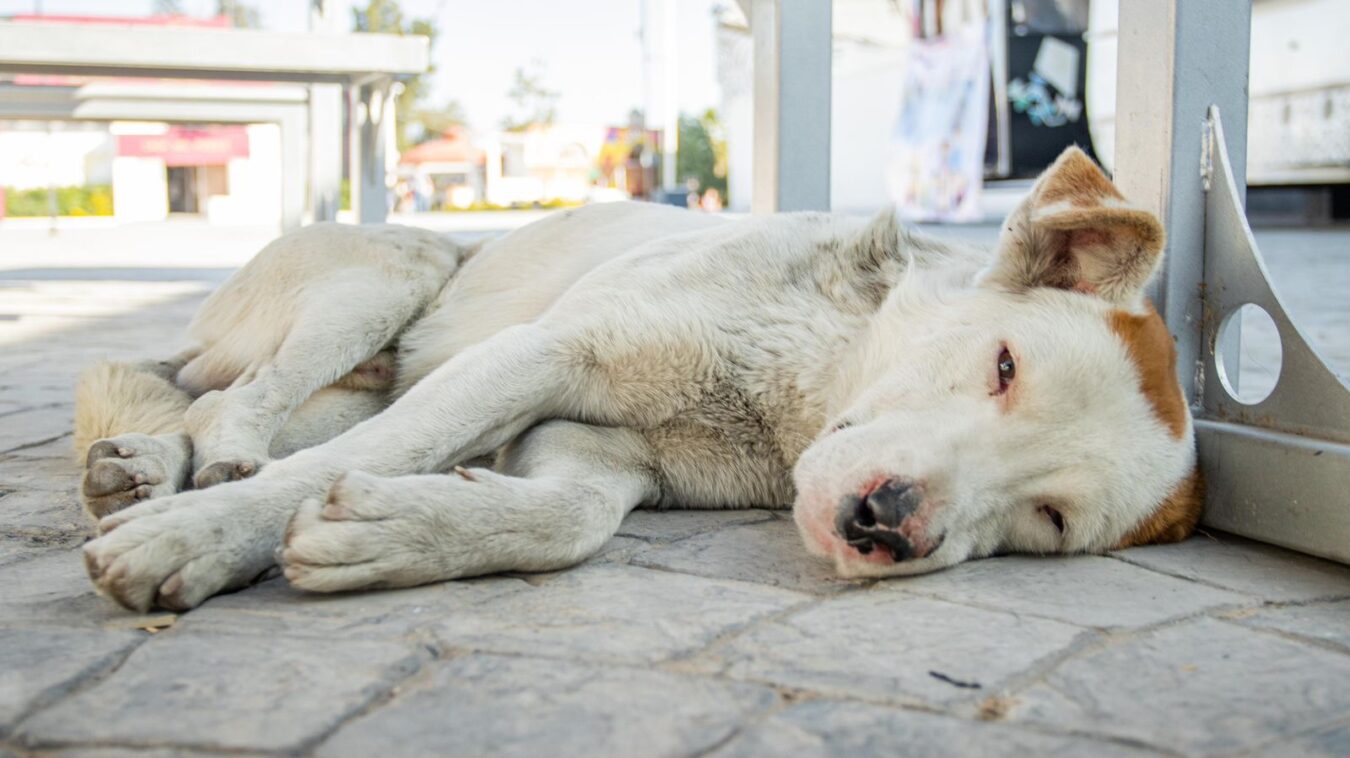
983,146,1165,306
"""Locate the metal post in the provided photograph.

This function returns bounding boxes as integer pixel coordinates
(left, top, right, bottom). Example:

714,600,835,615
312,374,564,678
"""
1112,0,1251,403
750,0,831,214
309,0,342,223
351,79,390,224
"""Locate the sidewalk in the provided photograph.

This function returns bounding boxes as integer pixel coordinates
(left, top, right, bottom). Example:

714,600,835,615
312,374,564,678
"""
1,222,1347,756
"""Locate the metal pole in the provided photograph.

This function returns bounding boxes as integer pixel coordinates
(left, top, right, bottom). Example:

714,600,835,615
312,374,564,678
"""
1112,0,1250,403
309,0,342,223
354,79,390,223
750,0,831,214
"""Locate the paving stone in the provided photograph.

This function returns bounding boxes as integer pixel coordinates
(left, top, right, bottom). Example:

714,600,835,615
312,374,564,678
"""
177,574,531,639
16,632,427,752
630,517,860,594
1008,617,1350,754
1114,533,1350,601
0,407,73,456
707,591,1085,707
318,653,778,758
0,456,79,494
1225,599,1350,651
39,749,260,758
0,550,131,628
894,555,1248,628
0,627,141,734
431,563,809,664
711,699,1152,757
1280,719,1350,758
0,490,89,567
616,507,778,541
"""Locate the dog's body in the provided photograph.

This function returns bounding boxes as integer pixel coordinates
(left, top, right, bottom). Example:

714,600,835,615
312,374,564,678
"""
76,148,1201,612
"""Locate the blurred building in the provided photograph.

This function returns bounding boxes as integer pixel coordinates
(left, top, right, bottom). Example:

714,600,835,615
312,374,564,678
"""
0,12,298,224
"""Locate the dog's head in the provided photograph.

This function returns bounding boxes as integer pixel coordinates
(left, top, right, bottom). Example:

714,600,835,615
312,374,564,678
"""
794,146,1201,577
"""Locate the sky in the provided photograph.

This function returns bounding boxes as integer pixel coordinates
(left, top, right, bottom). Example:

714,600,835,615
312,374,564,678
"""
0,0,725,131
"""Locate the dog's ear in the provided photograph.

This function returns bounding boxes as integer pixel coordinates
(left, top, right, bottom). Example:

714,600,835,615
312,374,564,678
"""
981,146,1165,306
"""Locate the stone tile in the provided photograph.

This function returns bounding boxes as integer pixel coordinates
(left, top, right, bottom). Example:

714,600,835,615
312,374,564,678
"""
630,517,860,594
431,563,808,664
318,654,777,758
1113,533,1350,602
177,575,531,639
894,555,1248,628
40,749,259,758
0,455,79,494
0,407,73,455
1226,599,1350,651
16,632,426,752
0,486,91,562
708,591,1085,707
616,508,778,542
1008,618,1350,754
0,550,132,628
1280,719,1350,758
712,699,1152,757
0,627,141,733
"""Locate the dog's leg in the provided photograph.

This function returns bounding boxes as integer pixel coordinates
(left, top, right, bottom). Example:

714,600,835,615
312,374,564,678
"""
82,324,600,611
183,285,413,490
281,420,658,592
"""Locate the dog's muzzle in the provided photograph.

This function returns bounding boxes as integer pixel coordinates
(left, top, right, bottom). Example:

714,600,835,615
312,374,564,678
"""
835,478,941,561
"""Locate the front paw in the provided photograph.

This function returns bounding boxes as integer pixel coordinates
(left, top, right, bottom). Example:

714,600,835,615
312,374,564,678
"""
83,487,279,612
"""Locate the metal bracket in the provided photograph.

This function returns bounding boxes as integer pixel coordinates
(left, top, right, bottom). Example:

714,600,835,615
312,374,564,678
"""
1196,107,1350,562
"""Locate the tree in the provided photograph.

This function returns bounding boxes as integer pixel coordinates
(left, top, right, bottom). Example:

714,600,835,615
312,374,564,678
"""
351,0,469,149
500,62,559,132
215,0,260,28
676,108,729,202
153,0,183,14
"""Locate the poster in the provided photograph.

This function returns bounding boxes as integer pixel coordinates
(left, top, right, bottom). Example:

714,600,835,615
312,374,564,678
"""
888,27,991,223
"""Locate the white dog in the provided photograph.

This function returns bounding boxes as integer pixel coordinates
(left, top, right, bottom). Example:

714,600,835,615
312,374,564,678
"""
74,147,1200,612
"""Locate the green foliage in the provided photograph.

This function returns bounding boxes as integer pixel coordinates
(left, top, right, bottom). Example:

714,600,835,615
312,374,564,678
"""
215,0,260,29
3,185,114,217
351,0,469,148
501,62,559,132
676,108,729,203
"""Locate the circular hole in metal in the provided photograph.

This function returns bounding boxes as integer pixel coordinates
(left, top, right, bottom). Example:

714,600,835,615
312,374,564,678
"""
1216,303,1282,405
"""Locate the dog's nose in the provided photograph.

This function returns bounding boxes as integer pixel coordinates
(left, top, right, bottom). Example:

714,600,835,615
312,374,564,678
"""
862,479,922,528
834,479,926,561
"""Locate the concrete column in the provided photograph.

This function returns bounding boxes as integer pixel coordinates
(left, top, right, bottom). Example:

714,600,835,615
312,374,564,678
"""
750,0,832,214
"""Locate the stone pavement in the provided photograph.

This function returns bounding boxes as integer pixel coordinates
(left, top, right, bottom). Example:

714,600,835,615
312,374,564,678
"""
2,221,1349,757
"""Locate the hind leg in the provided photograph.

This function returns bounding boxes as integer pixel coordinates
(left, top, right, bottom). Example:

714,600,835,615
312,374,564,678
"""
76,355,198,519
82,432,193,519
282,421,658,591
185,282,418,489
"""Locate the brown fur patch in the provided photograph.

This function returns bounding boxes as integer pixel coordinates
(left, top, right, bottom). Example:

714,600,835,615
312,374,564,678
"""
1109,303,1203,547
1109,305,1187,439
1115,467,1204,548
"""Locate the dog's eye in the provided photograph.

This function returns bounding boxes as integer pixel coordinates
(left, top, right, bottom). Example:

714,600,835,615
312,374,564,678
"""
997,347,1016,392
1040,504,1065,534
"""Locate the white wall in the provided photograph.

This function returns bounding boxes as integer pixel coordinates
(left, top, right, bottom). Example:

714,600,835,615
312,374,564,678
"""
0,127,112,190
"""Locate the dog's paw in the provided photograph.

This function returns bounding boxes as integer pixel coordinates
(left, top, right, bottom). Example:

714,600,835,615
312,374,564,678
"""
82,433,192,519
193,457,263,489
282,469,501,593
83,484,279,612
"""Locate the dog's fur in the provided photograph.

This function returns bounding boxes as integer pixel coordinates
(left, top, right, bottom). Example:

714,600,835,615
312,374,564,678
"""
75,148,1201,612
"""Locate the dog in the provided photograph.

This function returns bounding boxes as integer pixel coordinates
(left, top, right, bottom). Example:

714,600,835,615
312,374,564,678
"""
73,147,1200,612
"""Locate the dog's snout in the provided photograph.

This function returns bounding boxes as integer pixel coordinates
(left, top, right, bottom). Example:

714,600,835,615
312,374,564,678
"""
834,479,934,562
863,479,921,528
